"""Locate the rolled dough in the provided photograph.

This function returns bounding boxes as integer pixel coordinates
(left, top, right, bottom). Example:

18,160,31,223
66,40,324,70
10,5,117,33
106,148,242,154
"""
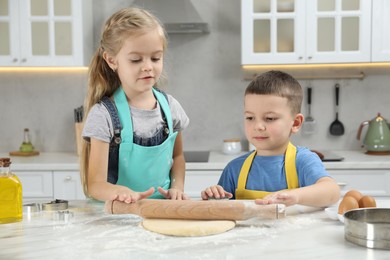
142,219,236,237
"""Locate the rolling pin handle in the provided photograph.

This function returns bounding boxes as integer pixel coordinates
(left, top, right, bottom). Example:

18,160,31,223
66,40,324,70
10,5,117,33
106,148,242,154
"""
277,204,286,219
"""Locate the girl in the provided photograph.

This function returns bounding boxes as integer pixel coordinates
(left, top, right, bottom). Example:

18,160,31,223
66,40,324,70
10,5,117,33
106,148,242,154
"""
80,8,189,203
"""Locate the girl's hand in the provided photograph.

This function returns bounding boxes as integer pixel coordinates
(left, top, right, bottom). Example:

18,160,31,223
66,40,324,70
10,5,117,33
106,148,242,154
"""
254,191,299,207
157,187,189,200
201,185,233,200
111,187,155,203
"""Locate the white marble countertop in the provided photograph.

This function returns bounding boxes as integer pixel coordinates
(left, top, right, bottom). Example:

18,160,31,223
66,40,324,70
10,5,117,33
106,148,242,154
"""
1,199,389,259
1,149,390,171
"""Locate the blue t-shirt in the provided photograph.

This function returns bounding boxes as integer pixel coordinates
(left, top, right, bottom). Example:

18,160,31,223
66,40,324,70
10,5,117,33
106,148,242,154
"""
218,146,331,199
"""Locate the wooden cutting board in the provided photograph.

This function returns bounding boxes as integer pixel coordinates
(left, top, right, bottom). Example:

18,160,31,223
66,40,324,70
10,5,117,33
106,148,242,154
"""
9,151,40,156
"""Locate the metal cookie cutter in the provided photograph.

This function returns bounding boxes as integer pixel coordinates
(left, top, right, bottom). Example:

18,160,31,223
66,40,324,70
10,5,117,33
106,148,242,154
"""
53,210,74,223
42,199,69,211
23,203,41,213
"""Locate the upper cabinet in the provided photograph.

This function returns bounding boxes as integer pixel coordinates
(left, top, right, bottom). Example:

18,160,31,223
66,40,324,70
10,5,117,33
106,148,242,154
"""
0,0,92,67
241,0,381,65
371,0,390,61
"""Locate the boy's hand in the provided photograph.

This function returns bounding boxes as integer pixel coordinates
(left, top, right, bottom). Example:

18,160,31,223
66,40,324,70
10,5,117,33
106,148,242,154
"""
157,187,189,200
201,185,233,200
254,191,299,206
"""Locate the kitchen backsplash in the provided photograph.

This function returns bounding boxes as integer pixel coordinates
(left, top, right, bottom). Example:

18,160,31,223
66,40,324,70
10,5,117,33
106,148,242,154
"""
1,0,389,153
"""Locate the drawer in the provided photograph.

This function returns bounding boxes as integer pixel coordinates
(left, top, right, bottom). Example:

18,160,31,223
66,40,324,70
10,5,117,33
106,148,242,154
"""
329,170,390,197
185,171,221,198
16,171,53,198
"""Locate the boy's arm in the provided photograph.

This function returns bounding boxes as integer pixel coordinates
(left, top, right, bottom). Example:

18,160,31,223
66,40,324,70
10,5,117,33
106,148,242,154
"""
255,177,340,207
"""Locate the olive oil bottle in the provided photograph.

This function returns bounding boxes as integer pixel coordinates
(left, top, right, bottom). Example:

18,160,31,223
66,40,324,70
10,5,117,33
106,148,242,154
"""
0,158,23,224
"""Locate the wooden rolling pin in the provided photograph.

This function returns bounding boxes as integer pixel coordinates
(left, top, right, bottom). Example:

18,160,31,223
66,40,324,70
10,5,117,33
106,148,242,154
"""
105,199,286,220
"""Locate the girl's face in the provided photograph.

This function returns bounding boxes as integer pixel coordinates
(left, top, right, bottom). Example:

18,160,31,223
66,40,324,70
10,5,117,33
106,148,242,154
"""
105,29,164,95
244,94,303,156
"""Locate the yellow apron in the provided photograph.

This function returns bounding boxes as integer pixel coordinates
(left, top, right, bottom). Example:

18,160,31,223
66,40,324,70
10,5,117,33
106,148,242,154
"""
235,142,299,199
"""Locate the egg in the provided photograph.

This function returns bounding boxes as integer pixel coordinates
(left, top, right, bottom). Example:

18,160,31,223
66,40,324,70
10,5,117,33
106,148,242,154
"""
338,196,359,214
358,195,377,208
344,190,363,202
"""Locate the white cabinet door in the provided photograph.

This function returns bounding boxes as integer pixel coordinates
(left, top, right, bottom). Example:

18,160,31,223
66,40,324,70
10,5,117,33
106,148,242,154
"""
242,0,372,65
242,0,306,65
306,0,371,63
329,170,390,197
0,0,20,66
53,171,86,200
0,0,92,66
16,171,53,199
371,0,390,61
184,170,222,198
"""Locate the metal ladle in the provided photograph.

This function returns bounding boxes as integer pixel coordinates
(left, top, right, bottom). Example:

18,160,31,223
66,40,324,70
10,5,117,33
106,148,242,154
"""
329,83,345,136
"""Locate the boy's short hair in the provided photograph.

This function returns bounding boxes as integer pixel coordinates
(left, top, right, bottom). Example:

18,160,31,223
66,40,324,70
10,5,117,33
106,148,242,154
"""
245,70,303,115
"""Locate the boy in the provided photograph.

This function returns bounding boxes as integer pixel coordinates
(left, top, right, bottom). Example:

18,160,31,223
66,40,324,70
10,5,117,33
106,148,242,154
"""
201,71,340,207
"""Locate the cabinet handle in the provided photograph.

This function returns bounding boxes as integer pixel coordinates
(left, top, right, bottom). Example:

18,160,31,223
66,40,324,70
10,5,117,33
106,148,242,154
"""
298,56,303,60
12,58,18,62
65,176,72,181
21,58,27,63
308,56,312,59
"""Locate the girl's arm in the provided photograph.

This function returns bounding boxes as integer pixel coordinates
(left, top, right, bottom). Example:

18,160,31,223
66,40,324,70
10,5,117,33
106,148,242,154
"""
88,138,154,203
158,132,189,200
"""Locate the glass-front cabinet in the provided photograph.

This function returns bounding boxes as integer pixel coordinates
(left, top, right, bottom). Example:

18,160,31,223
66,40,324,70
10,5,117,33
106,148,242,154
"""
241,0,371,65
372,0,390,61
0,0,92,66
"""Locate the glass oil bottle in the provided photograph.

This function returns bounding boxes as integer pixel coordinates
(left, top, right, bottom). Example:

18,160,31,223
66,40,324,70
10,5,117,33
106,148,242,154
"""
20,128,34,152
0,158,23,224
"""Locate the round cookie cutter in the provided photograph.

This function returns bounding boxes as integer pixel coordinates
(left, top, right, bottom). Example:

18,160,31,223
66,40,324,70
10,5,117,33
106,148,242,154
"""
42,199,69,211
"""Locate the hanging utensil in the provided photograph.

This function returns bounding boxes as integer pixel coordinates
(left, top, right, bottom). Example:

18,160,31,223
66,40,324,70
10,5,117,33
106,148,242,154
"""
329,83,345,136
302,86,316,135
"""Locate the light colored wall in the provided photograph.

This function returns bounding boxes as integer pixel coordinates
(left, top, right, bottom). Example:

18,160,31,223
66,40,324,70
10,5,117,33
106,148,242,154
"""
0,0,389,153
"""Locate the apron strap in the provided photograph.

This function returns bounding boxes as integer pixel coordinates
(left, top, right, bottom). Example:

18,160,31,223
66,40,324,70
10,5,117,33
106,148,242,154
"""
113,87,133,144
152,88,173,134
237,150,257,190
285,142,298,189
235,142,299,199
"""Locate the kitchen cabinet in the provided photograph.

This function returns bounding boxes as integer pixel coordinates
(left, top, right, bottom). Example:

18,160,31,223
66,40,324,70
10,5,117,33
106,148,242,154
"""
329,169,390,198
16,170,86,201
371,0,390,61
186,168,390,199
53,171,86,200
0,0,92,66
16,171,53,199
241,0,372,65
184,170,221,198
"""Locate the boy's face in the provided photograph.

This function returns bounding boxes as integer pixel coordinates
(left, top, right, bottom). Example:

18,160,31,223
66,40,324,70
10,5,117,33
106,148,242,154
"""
244,94,303,156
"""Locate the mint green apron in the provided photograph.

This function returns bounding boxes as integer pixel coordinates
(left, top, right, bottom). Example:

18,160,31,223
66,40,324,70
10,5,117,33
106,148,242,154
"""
113,87,177,199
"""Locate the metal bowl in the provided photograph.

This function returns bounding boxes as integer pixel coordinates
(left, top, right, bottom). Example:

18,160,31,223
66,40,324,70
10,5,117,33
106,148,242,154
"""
344,208,390,250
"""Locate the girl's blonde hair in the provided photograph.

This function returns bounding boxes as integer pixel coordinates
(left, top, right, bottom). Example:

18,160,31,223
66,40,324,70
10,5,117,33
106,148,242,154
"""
80,7,168,196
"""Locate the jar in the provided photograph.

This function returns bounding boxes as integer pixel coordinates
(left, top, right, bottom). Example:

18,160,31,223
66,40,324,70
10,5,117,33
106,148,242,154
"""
222,139,242,155
0,158,23,224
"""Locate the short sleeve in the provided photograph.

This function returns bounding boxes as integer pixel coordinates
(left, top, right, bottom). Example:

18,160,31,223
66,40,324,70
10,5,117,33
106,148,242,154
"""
82,103,113,143
167,94,190,132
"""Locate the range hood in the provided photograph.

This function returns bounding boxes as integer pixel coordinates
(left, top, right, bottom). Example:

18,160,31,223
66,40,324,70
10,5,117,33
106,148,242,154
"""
132,0,209,34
